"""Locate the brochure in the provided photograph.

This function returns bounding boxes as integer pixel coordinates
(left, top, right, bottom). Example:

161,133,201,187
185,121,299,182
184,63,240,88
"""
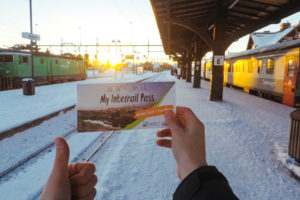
77,81,175,132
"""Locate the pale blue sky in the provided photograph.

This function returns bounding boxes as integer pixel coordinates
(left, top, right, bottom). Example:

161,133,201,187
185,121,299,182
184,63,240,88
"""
0,0,299,61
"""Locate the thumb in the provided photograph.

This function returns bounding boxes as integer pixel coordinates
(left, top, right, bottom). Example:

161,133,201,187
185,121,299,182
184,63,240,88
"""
52,137,70,175
164,110,183,133
40,137,71,200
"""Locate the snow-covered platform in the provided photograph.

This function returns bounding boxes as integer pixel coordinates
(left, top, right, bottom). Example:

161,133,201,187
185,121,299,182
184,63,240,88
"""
0,71,155,134
176,77,300,199
1,72,300,199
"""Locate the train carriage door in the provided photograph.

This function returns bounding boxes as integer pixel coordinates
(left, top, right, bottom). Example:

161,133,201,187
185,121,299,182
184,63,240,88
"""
47,58,53,83
283,55,298,107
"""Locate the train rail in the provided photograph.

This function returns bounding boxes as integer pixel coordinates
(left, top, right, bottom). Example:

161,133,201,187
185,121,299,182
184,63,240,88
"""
0,128,117,179
0,73,159,179
0,73,156,140
0,127,77,179
85,131,116,162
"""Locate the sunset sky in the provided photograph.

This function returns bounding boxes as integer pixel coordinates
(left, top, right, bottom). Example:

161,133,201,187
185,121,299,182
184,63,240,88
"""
1,0,299,63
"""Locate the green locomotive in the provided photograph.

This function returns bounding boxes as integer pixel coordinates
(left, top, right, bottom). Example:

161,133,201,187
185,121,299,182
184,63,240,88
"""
0,49,86,90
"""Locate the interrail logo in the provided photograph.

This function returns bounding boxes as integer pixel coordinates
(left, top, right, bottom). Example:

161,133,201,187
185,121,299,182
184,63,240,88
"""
77,82,175,132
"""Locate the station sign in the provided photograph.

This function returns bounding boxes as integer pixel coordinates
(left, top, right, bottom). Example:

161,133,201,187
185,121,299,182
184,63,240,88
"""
22,32,40,41
213,55,224,66
125,55,134,59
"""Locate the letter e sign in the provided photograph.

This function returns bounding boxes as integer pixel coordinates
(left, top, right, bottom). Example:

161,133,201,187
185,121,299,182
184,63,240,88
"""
213,55,224,66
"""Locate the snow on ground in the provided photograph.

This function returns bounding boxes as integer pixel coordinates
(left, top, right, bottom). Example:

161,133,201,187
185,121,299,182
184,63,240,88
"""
91,75,300,200
0,71,155,133
0,109,76,173
1,71,300,200
0,131,102,200
93,129,178,200
175,78,300,199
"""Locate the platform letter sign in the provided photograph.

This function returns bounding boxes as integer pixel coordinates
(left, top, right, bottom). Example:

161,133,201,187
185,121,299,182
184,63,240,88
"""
213,55,224,66
77,82,176,132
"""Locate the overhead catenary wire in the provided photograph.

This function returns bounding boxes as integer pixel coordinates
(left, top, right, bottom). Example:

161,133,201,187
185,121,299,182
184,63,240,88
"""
111,0,131,22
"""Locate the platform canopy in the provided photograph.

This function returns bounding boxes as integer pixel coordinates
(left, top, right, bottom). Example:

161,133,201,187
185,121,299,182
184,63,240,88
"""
150,0,300,101
150,0,300,57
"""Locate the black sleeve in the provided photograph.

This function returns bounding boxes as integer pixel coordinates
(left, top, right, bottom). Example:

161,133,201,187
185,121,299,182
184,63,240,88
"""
173,166,239,200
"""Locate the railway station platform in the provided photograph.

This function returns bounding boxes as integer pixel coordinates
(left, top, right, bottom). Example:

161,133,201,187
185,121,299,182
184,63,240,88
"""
0,71,155,135
1,72,300,199
173,76,300,199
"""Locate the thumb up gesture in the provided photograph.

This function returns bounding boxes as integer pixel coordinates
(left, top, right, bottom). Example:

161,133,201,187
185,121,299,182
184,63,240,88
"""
40,137,97,200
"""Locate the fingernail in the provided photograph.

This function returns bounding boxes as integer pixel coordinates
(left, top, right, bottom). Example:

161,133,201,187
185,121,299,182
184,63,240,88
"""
54,137,63,148
164,110,173,119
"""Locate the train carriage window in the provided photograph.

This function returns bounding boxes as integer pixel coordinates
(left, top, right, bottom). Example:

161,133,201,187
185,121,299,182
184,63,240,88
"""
0,55,13,62
257,60,262,74
266,58,274,74
40,58,44,64
233,62,237,72
55,60,59,64
20,56,28,64
248,61,254,73
287,59,295,78
241,62,244,72
226,63,231,72
244,61,248,73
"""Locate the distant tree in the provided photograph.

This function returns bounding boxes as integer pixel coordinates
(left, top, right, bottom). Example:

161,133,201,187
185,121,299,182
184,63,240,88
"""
84,53,90,67
62,53,75,58
143,62,153,71
76,54,83,59
45,49,51,56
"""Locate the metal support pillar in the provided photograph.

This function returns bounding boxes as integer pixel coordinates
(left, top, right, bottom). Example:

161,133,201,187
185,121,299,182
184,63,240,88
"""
186,52,192,83
193,58,201,88
210,8,226,101
193,41,202,88
181,54,187,80
181,63,185,79
177,61,181,79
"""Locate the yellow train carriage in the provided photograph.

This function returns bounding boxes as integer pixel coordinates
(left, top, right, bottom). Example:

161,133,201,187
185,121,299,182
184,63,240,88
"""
224,38,300,107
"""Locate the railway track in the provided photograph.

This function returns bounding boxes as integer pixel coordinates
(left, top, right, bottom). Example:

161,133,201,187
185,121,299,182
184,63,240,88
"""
0,73,161,180
0,128,77,179
0,128,117,179
85,131,116,162
0,74,156,140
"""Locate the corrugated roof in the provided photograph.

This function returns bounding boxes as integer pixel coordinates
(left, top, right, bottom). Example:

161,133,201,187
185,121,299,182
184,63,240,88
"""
250,27,294,48
226,37,300,59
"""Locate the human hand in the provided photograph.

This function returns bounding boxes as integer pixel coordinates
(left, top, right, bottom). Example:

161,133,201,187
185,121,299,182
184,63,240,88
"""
40,137,97,200
156,106,207,181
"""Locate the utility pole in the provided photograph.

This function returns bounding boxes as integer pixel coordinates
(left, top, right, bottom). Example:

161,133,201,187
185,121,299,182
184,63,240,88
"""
112,39,121,79
78,27,82,53
29,0,34,79
129,22,133,46
147,39,150,59
60,38,64,55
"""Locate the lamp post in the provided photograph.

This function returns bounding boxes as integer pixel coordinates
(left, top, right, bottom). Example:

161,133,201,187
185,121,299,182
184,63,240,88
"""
129,22,133,46
112,40,121,78
112,39,121,58
78,27,82,52
29,0,34,79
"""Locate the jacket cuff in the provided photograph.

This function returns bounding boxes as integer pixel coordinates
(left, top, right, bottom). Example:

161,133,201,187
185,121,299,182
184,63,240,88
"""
173,166,228,199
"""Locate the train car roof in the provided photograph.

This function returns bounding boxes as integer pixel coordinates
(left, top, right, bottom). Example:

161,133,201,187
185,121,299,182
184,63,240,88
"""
0,49,31,56
226,38,300,59
0,49,83,60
